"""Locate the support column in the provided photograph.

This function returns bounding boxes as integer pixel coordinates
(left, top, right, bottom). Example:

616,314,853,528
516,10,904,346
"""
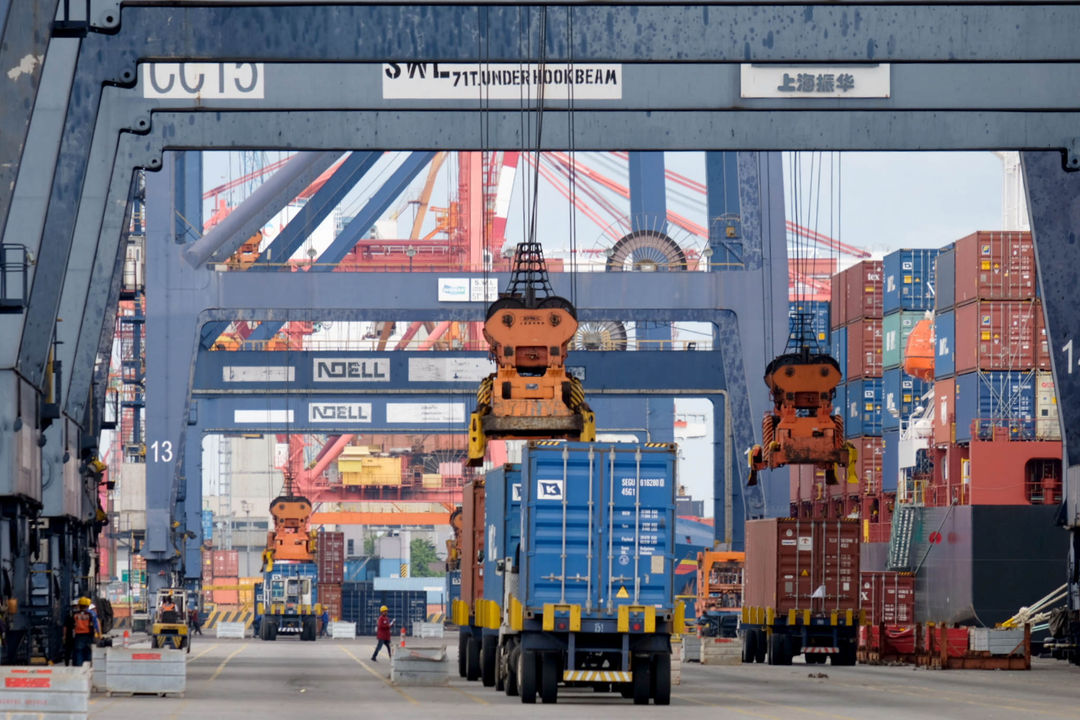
144,152,204,593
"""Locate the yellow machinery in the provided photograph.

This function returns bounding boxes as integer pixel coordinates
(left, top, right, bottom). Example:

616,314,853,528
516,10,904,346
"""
467,241,595,465
150,588,190,652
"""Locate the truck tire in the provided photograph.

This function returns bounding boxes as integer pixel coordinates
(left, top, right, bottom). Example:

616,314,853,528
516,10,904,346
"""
754,631,767,663
768,632,789,665
632,657,651,705
458,633,468,677
742,630,757,663
520,650,537,704
466,635,481,681
505,643,520,696
540,653,558,704
651,653,671,706
266,621,277,642
482,635,497,687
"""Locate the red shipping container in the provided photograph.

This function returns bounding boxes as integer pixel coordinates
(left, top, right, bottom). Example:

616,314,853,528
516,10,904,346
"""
851,437,884,496
954,231,1035,305
860,571,915,626
843,260,884,323
460,479,486,612
923,627,970,658
210,576,239,605
211,550,239,578
316,531,346,585
317,583,343,622
1035,302,1051,371
743,518,860,614
954,301,1037,373
790,465,825,503
933,378,955,445
846,318,883,379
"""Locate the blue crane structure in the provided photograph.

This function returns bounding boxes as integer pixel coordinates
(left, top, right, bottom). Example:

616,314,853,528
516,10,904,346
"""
0,1,1079,663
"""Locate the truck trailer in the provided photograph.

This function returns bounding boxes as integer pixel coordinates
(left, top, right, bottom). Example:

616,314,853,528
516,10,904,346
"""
740,518,862,666
482,441,681,705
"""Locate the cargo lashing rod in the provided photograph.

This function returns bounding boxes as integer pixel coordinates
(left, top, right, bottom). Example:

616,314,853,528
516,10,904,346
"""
586,447,594,614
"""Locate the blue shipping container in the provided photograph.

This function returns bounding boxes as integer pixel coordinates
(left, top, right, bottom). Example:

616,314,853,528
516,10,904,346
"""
935,246,955,309
446,570,462,609
833,383,847,419
788,300,830,351
202,510,214,545
520,442,676,615
832,325,848,383
954,371,1036,443
882,367,932,430
845,378,884,437
884,248,940,313
935,310,956,379
483,464,522,612
881,429,899,493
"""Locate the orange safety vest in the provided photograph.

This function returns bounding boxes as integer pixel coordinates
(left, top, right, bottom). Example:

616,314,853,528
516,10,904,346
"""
73,610,92,635
161,602,176,613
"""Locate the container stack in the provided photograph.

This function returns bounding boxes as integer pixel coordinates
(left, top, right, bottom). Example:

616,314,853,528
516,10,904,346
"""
317,530,345,621
202,549,240,605
341,581,428,636
878,248,938,541
926,231,1063,508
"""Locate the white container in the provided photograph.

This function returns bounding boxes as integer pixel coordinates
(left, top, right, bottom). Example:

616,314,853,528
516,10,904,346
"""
0,666,89,718
1035,371,1060,440
105,648,186,696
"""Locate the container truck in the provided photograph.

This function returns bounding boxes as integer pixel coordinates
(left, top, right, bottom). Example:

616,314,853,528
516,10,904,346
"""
452,477,486,679
483,441,682,705
740,518,862,666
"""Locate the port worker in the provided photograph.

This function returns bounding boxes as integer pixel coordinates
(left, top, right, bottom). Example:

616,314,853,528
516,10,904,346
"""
71,597,97,667
319,606,330,638
371,605,393,662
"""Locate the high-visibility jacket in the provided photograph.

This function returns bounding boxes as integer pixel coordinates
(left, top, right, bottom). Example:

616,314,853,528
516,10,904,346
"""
73,610,93,636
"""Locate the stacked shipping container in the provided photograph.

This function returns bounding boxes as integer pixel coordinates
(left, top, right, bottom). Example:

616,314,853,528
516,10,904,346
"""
202,549,240,605
317,531,345,622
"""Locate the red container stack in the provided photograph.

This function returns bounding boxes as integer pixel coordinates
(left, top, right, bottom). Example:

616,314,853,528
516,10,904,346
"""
318,583,343,622
845,318,884,379
841,260,884,323
860,571,916,626
954,300,1038,373
316,531,345,585
953,231,1035,305
1035,305,1051,371
211,550,240,577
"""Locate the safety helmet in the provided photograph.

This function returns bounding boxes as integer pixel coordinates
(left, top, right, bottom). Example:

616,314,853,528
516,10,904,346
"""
78,597,91,607
380,605,388,613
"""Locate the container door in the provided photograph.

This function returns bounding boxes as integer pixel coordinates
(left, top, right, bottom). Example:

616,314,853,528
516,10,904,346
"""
597,444,675,614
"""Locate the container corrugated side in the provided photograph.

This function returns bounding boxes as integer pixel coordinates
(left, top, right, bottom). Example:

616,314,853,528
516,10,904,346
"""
483,464,522,611
460,479,485,612
860,571,915,626
843,260,884,323
788,300,830,350
744,518,861,615
934,310,956,379
831,326,848,383
954,300,1038,373
521,442,676,616
846,318,883,379
954,231,1035,305
1035,370,1060,441
882,367,931,431
881,430,899,493
882,311,922,369
935,245,956,310
954,371,1036,443
1035,301,1051,371
845,378,883,438
884,248,939,314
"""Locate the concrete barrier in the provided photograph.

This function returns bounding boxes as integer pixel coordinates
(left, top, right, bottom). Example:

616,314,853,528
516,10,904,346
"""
411,622,444,639
391,647,449,686
700,637,743,666
216,622,246,639
91,646,108,692
683,635,702,663
671,640,683,686
0,666,90,719
105,648,186,696
330,622,356,639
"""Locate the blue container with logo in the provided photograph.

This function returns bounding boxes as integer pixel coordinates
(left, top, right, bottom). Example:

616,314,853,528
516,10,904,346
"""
520,442,676,615
934,310,956,379
483,464,523,617
788,300,830,351
882,367,932,431
832,382,847,419
935,246,955,309
845,378,883,437
954,371,1036,442
884,248,940,313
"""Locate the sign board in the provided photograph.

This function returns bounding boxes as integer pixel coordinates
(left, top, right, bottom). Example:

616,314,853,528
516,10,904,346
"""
740,64,890,99
143,63,265,99
382,62,623,101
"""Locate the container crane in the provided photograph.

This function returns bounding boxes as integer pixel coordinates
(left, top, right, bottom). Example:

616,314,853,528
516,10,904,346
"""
466,240,595,465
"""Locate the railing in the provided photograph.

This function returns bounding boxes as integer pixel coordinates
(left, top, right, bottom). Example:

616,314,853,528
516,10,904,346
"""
0,243,30,313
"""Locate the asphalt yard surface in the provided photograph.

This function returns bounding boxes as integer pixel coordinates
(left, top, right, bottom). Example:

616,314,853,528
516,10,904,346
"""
88,632,1080,720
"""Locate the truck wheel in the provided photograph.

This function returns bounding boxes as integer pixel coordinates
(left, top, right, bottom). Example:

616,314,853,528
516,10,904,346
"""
632,657,651,705
768,633,789,665
519,650,537,704
505,657,519,696
266,621,277,642
482,635,497,687
651,653,671,706
742,630,756,663
457,633,468,677
466,635,481,681
540,653,558,704
754,631,767,663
